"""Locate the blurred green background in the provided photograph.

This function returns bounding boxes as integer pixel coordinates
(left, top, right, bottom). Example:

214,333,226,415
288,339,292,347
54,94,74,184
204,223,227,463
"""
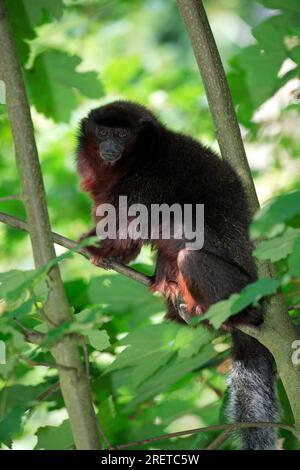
1,0,300,450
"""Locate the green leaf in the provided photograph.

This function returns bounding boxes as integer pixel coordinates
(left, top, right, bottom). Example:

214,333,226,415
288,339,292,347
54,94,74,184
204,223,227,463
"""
88,274,164,315
228,12,300,129
65,279,90,312
228,68,254,127
256,0,300,12
1,325,28,349
71,305,105,333
127,344,217,409
0,384,47,444
174,326,214,358
0,268,50,304
106,323,180,387
0,384,46,410
26,50,104,122
0,299,33,324
134,350,175,388
0,406,24,444
35,307,109,350
201,278,281,329
254,228,300,261
0,244,84,306
40,321,72,348
288,235,300,277
0,269,34,299
6,0,64,64
35,420,74,450
201,295,240,329
251,190,300,237
231,278,281,315
237,44,285,108
86,329,110,351
282,281,300,308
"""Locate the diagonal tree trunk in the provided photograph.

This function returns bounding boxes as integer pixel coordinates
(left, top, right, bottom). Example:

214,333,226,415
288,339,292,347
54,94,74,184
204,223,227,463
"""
176,0,300,441
0,0,101,450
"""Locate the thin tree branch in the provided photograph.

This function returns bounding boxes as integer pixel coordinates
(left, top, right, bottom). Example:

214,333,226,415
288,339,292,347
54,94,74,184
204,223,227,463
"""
288,304,300,311
23,381,61,423
20,355,79,375
0,194,22,202
14,318,44,344
36,381,60,402
206,428,232,450
0,0,101,449
96,419,114,451
116,421,296,450
202,378,223,399
0,211,151,287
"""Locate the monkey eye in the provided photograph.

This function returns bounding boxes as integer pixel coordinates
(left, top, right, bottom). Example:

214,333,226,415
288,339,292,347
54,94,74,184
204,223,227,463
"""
117,128,129,138
98,127,109,137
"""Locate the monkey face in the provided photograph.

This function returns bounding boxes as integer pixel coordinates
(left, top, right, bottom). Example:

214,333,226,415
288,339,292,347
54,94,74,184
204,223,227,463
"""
77,101,161,171
97,126,133,164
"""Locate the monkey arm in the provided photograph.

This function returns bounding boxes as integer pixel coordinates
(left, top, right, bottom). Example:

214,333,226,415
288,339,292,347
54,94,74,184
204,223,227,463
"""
79,221,142,268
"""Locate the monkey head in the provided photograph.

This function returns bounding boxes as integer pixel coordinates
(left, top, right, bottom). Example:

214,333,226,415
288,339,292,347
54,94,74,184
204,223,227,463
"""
78,100,160,167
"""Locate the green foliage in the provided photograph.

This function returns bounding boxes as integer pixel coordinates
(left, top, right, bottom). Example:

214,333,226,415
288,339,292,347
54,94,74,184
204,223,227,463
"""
253,190,300,312
6,0,64,64
200,278,281,328
26,50,104,122
86,329,110,351
35,420,74,450
257,0,300,11
251,190,300,237
200,295,240,330
254,228,300,262
1,0,300,451
0,384,46,445
288,234,300,277
229,1,300,130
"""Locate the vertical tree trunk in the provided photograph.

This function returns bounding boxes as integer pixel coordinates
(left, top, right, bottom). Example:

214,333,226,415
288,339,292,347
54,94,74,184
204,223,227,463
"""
176,0,259,215
0,0,101,450
176,0,300,439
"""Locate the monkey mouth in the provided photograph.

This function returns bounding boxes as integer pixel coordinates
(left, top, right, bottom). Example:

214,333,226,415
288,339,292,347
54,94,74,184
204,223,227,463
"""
99,152,122,164
99,143,123,164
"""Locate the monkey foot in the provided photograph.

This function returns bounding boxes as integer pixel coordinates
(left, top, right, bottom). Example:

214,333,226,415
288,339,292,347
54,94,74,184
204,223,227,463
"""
178,303,192,324
173,296,191,324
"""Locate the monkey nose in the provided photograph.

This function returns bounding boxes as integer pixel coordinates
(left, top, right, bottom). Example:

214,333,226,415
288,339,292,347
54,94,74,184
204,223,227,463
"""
99,141,122,162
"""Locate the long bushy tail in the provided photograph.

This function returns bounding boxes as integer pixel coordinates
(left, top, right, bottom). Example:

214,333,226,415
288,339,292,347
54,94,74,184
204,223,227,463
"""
227,330,280,450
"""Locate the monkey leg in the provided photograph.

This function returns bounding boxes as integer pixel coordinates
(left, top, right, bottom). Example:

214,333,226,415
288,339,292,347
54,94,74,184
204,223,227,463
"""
151,252,191,322
177,248,262,328
150,252,180,303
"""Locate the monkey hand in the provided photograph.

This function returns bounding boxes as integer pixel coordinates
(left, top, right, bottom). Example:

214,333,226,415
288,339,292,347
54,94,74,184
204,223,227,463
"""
86,238,140,269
